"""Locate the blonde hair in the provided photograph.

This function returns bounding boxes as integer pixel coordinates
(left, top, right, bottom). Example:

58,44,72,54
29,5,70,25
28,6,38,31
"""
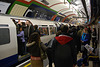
82,28,88,34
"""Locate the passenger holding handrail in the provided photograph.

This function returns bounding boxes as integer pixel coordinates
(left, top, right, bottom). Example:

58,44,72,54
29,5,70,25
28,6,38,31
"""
17,27,25,56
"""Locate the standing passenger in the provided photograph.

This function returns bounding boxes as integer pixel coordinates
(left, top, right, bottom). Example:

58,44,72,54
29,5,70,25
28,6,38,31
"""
52,25,77,67
26,32,43,67
17,27,25,56
87,26,92,45
47,30,62,67
81,28,90,67
77,26,84,53
92,28,97,48
34,25,40,35
25,20,34,40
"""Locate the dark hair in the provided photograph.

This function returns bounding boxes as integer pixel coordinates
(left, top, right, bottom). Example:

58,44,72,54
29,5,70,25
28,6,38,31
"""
19,26,24,31
21,22,25,26
93,28,96,33
26,20,33,25
56,30,61,36
60,25,68,33
28,32,40,43
26,20,31,23
34,25,38,29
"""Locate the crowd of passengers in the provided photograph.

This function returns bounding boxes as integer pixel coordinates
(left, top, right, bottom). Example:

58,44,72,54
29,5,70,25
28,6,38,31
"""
16,20,98,67
16,20,40,56
46,24,98,67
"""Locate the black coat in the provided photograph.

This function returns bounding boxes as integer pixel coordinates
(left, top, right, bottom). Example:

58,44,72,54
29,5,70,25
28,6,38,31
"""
52,34,77,67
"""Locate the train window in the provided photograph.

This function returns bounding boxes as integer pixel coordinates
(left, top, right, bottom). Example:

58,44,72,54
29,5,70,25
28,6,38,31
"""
0,24,9,27
38,25,49,36
0,28,10,45
49,25,56,35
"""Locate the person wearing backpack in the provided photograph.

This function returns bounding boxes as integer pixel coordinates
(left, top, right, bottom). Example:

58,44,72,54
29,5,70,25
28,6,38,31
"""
52,25,77,67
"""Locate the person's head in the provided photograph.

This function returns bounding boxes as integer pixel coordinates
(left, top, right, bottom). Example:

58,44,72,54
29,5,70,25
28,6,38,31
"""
83,28,88,33
34,25,38,30
71,27,77,33
18,19,20,23
60,25,68,33
17,19,21,25
19,27,23,31
28,32,40,43
93,28,96,32
26,20,31,25
56,30,62,36
21,22,25,26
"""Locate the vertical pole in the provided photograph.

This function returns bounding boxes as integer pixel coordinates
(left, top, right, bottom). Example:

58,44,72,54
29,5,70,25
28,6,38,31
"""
99,23,100,60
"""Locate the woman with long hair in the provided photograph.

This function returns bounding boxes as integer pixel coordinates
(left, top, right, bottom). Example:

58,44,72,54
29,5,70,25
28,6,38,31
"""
27,32,43,67
81,28,90,67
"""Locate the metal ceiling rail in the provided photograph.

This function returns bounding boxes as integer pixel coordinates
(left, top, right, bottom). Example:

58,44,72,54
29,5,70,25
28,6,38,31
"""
81,0,89,23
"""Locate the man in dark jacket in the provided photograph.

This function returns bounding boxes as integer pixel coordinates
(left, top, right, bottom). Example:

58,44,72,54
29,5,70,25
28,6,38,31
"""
33,25,40,35
52,25,77,67
25,20,34,40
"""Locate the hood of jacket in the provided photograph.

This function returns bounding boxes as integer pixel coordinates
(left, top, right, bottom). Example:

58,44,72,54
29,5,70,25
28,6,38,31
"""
55,35,73,45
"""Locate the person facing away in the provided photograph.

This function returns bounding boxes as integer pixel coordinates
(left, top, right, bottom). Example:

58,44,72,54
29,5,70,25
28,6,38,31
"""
33,25,40,35
52,25,77,67
26,32,43,67
46,30,62,67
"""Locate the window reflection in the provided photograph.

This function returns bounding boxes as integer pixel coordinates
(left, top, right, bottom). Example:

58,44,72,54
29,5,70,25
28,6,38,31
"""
39,26,49,36
50,25,56,35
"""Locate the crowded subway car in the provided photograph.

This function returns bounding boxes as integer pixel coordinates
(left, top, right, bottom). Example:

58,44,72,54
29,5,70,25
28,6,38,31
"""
0,14,73,67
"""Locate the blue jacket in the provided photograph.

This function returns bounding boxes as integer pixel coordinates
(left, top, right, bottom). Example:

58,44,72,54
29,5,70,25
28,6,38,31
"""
81,32,89,42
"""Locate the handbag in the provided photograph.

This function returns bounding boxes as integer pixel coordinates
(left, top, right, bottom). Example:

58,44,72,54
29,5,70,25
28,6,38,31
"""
39,42,47,60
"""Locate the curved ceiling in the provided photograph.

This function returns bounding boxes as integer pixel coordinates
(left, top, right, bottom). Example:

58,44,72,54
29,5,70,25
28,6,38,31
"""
0,0,90,23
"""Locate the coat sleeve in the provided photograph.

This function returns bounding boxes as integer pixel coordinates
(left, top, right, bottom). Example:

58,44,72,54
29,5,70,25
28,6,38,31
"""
26,41,35,47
